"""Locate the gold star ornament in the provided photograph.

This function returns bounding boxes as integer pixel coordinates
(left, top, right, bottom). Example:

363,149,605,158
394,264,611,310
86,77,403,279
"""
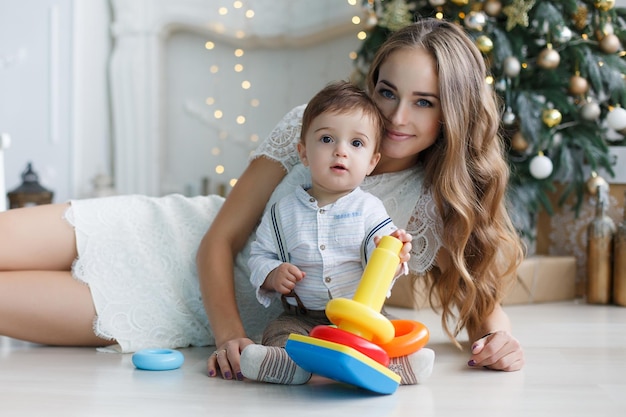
502,0,536,31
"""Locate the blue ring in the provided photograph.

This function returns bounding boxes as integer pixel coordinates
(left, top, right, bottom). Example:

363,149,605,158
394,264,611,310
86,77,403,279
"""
132,349,185,371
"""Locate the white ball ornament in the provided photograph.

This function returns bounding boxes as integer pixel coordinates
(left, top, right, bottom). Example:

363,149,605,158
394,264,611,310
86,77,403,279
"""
503,56,521,78
555,26,573,44
529,153,553,180
607,107,626,134
503,109,517,126
580,101,601,121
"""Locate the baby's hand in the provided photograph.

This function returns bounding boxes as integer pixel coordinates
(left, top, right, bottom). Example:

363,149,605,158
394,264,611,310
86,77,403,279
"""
374,229,412,272
262,263,305,295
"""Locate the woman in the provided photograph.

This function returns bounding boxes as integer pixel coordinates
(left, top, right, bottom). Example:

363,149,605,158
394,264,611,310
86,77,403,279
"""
0,19,524,379
202,18,524,379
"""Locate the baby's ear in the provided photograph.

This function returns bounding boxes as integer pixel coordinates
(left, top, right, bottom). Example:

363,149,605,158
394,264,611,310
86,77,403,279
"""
368,152,381,174
297,142,308,166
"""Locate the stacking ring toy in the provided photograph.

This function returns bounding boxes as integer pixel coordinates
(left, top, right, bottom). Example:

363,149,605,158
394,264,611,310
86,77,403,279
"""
132,349,184,371
325,298,395,345
378,319,430,358
309,325,390,366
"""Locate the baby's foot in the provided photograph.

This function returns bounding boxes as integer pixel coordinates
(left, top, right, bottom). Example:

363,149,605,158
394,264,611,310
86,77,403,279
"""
240,345,311,385
388,348,435,385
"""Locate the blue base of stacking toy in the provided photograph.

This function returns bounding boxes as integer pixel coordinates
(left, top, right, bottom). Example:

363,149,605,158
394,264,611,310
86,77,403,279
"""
286,334,400,395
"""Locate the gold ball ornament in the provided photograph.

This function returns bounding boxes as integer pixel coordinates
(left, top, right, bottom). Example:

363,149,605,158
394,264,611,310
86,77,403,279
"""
542,109,562,128
476,35,494,54
569,75,589,96
483,0,502,17
510,131,529,152
451,0,469,5
594,0,616,11
537,46,560,70
599,33,621,54
586,171,609,195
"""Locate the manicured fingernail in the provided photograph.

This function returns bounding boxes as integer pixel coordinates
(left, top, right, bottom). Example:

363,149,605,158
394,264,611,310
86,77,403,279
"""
471,343,478,352
224,371,232,379
236,372,244,381
468,360,476,367
208,370,216,377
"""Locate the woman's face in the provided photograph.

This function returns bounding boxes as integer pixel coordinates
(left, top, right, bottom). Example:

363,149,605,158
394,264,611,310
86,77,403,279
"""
371,47,442,172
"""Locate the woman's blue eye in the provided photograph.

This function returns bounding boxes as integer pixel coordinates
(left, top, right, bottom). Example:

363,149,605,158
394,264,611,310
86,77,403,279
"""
416,98,433,107
379,89,395,99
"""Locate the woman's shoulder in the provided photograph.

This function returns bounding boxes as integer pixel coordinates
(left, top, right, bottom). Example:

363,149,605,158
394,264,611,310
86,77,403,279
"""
250,104,306,171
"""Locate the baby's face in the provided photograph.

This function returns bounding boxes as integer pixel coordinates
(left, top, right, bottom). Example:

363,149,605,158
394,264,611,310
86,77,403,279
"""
298,110,381,197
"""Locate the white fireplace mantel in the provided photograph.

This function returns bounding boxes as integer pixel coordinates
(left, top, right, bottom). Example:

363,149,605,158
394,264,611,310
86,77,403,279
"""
109,0,362,196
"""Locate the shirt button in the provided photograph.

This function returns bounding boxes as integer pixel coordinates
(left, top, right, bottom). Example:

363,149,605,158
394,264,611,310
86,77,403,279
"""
320,244,326,250
325,276,332,283
309,197,315,203
319,209,325,214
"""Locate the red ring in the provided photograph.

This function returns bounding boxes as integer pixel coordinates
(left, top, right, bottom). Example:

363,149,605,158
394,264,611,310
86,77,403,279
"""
378,320,430,358
309,325,390,366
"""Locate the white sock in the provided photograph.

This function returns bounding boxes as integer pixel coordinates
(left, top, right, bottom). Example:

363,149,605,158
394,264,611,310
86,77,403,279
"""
240,345,312,385
388,348,435,385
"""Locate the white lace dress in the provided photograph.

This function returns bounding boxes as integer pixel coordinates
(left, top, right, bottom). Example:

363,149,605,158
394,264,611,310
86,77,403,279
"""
66,104,442,353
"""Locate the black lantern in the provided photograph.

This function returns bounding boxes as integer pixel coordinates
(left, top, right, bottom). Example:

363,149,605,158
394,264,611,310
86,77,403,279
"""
7,162,54,208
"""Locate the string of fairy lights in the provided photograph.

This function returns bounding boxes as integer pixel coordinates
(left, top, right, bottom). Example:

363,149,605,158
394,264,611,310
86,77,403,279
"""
198,0,365,192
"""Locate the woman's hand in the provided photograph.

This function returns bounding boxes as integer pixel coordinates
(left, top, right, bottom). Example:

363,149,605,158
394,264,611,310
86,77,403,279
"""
467,330,524,371
207,337,256,381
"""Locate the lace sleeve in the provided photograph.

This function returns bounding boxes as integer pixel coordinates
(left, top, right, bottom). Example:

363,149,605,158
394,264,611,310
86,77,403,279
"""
250,104,306,173
405,188,443,275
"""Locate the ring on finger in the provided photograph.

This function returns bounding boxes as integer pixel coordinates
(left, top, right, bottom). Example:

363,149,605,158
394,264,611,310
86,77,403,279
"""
213,348,227,357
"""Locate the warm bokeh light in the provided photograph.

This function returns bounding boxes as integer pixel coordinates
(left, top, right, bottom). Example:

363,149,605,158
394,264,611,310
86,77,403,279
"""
213,110,223,119
236,116,246,124
234,49,244,57
205,41,215,50
215,165,225,174
241,80,251,89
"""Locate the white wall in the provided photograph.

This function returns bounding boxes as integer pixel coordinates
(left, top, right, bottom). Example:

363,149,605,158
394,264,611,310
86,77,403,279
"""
0,0,111,204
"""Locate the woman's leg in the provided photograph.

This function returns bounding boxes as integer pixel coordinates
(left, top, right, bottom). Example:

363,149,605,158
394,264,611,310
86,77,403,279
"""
0,203,111,346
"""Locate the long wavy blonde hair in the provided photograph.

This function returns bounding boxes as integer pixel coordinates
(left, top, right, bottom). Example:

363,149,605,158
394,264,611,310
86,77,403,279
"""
367,18,525,346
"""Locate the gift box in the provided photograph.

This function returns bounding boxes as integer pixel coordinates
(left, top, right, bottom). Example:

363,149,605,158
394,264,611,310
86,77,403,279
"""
502,256,577,305
386,256,577,309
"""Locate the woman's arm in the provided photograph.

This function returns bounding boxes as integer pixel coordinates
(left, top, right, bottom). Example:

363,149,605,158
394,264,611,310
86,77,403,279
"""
436,250,524,371
197,157,286,380
467,303,524,371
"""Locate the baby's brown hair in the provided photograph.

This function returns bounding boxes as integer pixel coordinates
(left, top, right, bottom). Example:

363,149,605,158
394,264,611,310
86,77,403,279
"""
300,80,386,153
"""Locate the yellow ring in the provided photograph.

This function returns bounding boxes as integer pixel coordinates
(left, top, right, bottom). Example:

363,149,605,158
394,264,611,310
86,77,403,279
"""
325,298,394,345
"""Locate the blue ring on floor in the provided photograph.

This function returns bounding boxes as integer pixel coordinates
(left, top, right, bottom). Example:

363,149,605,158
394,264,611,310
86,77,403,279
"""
132,349,185,371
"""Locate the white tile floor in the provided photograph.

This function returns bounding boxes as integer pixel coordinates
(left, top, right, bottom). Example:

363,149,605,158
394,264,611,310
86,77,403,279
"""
1,300,624,417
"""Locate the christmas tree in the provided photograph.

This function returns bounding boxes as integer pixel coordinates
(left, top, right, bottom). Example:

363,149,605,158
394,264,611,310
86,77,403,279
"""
353,0,626,241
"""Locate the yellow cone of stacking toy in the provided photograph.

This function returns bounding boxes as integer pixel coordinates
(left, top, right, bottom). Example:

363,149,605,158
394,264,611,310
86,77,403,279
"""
326,235,401,344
